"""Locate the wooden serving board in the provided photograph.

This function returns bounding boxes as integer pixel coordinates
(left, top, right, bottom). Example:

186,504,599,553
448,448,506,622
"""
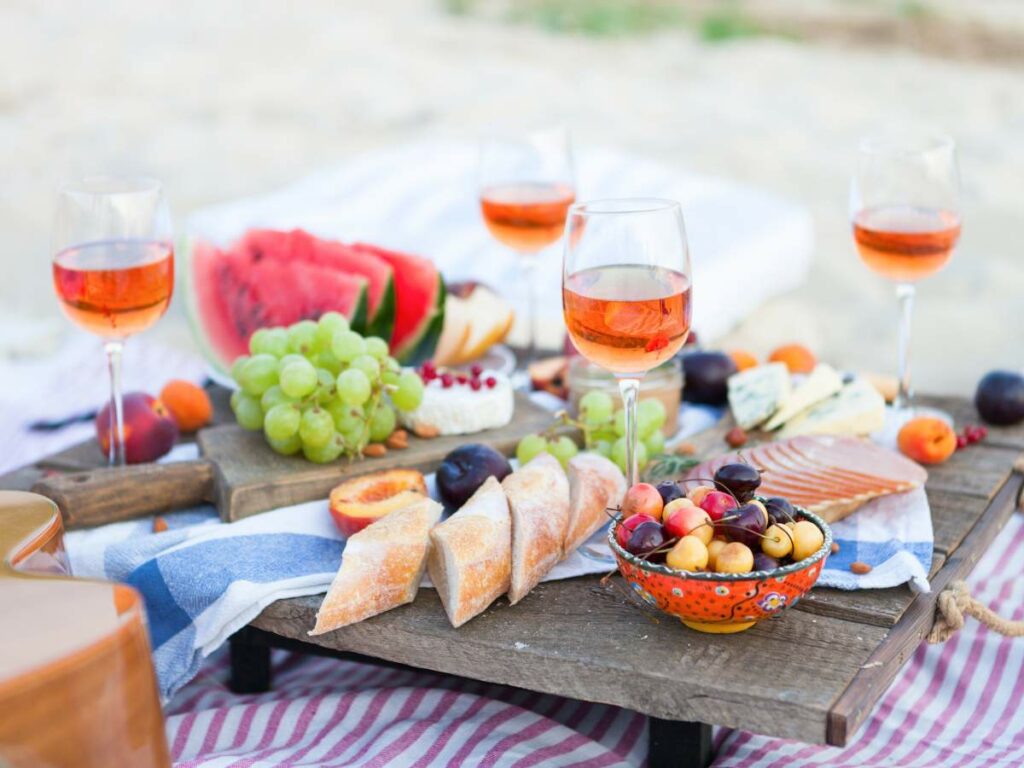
32,391,555,525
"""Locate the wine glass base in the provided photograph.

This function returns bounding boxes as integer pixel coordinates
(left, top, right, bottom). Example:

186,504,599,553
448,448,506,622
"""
873,404,954,448
577,524,618,565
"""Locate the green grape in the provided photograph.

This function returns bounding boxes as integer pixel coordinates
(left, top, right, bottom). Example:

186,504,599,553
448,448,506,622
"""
589,426,619,445
368,402,397,442
547,436,579,468
264,403,301,441
261,385,293,413
381,369,401,387
299,406,335,449
231,392,264,431
266,433,302,456
611,437,648,475
250,327,288,358
303,435,346,464
279,353,306,368
230,355,250,385
516,433,548,465
350,354,381,381
331,330,366,363
315,312,349,349
314,349,342,376
637,399,667,439
644,429,666,456
579,391,614,426
326,399,363,433
339,423,367,451
315,368,337,404
287,320,318,355
336,368,371,406
391,371,425,412
364,336,390,360
279,358,318,399
594,439,613,458
383,356,401,374
613,409,627,437
238,354,279,396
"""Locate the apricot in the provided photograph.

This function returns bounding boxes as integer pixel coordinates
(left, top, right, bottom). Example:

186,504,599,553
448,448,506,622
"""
160,379,213,432
728,350,759,372
897,417,956,465
768,344,817,374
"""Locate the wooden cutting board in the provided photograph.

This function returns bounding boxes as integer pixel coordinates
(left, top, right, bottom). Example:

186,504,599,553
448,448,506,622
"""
33,392,555,526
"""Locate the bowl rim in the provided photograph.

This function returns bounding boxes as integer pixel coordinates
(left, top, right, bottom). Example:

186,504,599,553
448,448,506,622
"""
608,497,834,582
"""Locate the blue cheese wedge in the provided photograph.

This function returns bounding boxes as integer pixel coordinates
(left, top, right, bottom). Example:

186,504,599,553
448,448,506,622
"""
397,371,514,436
777,377,885,438
764,364,844,431
727,363,791,430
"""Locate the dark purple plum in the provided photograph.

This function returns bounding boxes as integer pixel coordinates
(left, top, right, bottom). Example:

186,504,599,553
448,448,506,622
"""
681,351,737,405
713,463,761,503
626,520,667,558
753,553,780,572
975,371,1024,426
655,480,685,506
764,496,795,525
436,443,512,507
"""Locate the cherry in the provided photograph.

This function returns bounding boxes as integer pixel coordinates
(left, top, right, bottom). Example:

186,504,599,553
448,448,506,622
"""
713,463,761,503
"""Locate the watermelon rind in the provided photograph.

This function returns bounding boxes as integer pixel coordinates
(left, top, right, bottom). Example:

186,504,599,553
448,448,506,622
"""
181,236,233,377
348,288,369,336
394,274,446,365
365,279,395,341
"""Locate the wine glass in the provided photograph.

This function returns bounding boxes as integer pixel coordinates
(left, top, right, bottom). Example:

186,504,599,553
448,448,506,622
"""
52,177,174,465
479,126,575,377
851,132,961,428
563,199,692,559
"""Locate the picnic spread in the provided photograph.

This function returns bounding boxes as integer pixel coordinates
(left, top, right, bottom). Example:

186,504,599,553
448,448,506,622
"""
2,139,1024,768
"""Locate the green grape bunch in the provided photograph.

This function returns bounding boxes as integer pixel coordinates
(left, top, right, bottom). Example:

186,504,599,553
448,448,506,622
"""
514,390,669,475
228,312,426,463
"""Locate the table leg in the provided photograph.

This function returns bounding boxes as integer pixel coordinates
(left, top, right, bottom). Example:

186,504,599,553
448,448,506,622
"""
648,718,713,768
229,626,272,693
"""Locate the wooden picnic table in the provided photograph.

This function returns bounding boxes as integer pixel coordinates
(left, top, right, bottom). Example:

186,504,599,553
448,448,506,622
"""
5,392,1023,767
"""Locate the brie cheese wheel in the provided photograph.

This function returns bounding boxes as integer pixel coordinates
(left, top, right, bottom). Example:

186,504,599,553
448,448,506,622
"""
727,363,791,430
398,371,514,436
777,377,885,438
764,364,844,431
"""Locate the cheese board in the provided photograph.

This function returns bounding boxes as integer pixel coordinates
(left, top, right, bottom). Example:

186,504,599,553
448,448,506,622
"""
32,391,555,526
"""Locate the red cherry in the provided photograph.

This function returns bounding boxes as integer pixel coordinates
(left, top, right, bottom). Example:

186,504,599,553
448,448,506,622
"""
440,373,454,388
470,364,483,377
485,376,497,389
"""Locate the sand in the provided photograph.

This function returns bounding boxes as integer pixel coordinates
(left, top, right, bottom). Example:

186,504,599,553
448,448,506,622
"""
1,0,1021,395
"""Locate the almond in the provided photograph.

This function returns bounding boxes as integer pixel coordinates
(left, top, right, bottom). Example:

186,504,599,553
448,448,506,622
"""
830,542,840,554
412,423,440,439
385,430,409,450
850,561,872,574
363,443,388,458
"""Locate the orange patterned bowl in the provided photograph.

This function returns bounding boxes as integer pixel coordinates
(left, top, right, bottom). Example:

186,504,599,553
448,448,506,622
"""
608,504,832,634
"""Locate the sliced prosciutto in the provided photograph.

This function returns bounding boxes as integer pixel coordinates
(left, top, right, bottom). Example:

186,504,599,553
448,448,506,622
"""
681,435,927,523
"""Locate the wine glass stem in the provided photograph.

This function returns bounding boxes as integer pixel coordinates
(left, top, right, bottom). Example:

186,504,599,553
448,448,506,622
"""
520,254,537,366
618,376,641,486
104,340,126,466
895,283,915,411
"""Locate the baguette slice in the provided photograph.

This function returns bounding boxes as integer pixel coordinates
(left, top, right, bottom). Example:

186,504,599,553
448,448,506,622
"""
428,476,511,628
310,496,442,635
564,452,626,557
503,453,570,604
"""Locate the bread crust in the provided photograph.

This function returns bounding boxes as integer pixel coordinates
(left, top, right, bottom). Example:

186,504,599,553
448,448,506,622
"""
564,453,626,556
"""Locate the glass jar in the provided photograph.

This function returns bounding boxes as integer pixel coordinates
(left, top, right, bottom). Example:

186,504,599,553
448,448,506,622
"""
566,356,683,436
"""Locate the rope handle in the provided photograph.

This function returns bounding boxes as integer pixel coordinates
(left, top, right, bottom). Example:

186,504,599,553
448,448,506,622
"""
928,580,1024,643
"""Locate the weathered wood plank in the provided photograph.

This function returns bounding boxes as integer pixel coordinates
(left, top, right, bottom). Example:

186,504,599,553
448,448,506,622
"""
918,394,1024,451
827,468,1024,746
254,576,885,744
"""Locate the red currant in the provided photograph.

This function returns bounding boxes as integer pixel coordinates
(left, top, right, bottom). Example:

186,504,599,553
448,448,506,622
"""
956,435,968,450
456,374,468,385
484,376,497,389
470,364,483,377
470,379,482,391
440,373,454,388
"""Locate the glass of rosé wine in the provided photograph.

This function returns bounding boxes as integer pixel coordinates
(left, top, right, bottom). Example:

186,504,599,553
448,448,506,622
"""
851,132,961,427
479,126,575,376
563,199,692,559
52,177,174,465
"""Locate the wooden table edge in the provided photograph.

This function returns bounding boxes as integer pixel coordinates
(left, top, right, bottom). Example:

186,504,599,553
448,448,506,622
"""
826,465,1024,747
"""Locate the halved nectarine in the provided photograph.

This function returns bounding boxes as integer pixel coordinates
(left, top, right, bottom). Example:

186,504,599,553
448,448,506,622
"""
329,469,428,536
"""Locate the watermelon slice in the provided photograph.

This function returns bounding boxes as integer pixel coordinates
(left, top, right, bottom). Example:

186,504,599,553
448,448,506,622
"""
351,243,445,364
187,236,369,372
